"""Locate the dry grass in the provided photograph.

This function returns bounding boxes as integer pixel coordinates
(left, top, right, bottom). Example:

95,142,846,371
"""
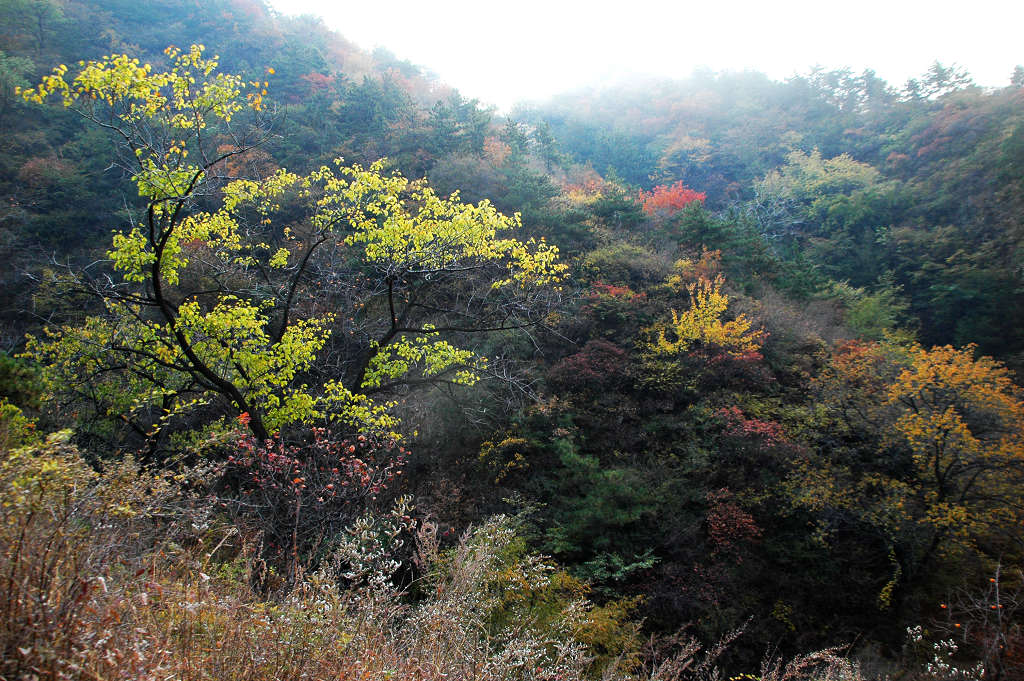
1,430,875,681
0,432,604,680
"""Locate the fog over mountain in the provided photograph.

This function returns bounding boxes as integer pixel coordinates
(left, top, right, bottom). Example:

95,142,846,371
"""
272,0,1024,110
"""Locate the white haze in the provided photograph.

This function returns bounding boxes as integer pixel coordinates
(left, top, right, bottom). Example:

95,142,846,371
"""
269,0,1024,111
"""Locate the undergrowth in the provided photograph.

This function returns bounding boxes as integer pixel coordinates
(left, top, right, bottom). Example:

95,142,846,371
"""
2,429,872,681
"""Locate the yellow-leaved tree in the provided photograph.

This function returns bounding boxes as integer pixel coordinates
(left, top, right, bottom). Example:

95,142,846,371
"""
20,46,566,448
650,274,764,358
638,264,765,397
789,339,1024,605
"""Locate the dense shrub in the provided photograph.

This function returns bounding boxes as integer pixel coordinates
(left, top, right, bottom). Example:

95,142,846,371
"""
217,425,406,580
0,429,882,681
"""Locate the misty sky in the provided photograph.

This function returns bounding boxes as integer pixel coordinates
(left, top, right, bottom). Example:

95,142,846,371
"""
269,0,1023,111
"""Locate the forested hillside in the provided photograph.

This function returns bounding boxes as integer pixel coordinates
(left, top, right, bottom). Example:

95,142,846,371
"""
520,67,1024,361
2,1,1023,679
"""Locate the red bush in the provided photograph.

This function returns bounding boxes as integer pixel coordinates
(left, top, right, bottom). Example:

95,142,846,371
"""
640,181,706,216
705,488,763,557
218,426,406,576
716,406,785,447
547,340,631,393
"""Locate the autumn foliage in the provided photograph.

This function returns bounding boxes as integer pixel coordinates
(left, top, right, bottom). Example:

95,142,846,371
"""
7,5,1024,675
219,426,406,576
640,180,706,215
547,339,631,393
650,275,764,359
705,488,763,556
794,339,1024,607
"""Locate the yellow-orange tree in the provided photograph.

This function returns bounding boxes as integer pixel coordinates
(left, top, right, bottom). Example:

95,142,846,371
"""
639,268,765,398
20,47,566,448
791,339,1024,603
887,345,1024,542
649,274,763,358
